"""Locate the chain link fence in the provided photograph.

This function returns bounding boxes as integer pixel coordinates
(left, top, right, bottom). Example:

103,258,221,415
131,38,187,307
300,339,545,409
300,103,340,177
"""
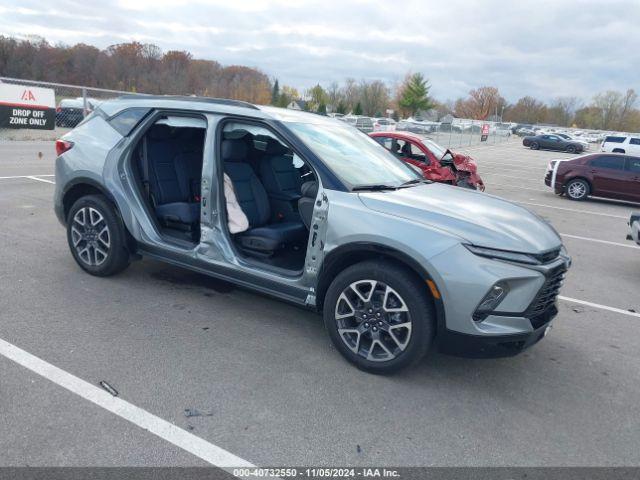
395,118,513,150
0,77,136,142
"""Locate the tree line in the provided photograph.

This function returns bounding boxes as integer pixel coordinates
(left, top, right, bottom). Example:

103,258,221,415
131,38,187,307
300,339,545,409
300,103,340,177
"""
1,36,638,132
451,86,639,132
0,36,272,104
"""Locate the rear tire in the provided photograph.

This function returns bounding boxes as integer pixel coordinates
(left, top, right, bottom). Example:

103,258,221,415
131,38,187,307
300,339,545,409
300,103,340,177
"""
530,142,540,150
66,195,130,276
323,260,435,374
565,178,590,201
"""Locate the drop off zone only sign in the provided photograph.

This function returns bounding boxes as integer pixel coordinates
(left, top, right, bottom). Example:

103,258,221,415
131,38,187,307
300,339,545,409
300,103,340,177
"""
0,84,56,130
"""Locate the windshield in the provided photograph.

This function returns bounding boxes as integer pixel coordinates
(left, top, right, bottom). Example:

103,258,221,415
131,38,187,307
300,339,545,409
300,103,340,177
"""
422,138,447,159
287,122,420,188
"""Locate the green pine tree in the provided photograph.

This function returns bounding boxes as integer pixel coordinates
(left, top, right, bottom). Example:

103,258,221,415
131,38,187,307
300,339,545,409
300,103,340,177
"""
354,102,363,115
399,73,434,117
271,79,280,106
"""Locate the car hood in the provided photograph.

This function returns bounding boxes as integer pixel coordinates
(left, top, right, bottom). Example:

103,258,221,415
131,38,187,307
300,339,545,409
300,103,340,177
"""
358,183,561,253
449,151,478,173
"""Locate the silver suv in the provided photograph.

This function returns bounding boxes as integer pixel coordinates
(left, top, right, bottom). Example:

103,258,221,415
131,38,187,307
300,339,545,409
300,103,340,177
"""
53,96,571,373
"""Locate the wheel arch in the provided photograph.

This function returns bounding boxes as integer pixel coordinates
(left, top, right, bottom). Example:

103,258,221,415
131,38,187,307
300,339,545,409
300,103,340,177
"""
61,178,117,223
316,242,446,333
61,178,137,252
564,175,592,190
612,148,626,153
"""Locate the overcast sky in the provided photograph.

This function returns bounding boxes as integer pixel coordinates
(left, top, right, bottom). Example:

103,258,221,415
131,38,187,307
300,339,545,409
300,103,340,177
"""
1,0,638,102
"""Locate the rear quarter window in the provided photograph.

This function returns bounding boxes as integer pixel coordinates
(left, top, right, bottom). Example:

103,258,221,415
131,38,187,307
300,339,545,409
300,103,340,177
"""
604,136,626,143
108,108,151,136
629,138,640,145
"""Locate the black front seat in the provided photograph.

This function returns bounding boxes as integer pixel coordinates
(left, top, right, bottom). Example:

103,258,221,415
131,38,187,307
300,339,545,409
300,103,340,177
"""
298,181,318,230
259,138,302,200
223,139,306,253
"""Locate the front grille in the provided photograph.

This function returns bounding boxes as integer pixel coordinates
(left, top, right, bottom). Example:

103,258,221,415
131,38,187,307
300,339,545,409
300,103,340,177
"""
533,248,561,264
526,264,566,324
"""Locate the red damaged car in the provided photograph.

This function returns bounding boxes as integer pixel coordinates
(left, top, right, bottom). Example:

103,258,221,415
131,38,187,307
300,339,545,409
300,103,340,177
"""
370,131,485,190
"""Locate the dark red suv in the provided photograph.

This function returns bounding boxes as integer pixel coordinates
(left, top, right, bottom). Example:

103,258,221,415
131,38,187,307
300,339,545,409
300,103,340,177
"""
545,153,640,202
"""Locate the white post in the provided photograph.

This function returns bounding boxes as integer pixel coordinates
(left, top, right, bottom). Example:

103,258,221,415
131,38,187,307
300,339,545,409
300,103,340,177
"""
82,87,88,117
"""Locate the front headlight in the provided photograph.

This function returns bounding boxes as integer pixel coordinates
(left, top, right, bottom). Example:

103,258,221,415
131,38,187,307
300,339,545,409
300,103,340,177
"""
465,244,540,265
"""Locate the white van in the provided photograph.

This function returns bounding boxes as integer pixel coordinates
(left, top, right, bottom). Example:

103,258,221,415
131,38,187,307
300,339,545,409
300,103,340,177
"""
600,135,640,155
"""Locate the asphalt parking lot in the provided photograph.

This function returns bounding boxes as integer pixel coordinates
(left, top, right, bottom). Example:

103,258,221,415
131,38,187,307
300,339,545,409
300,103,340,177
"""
1,137,639,469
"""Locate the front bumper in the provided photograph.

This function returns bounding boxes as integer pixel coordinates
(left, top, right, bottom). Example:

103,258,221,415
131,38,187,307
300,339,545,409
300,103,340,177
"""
437,304,556,358
429,243,569,357
544,171,563,194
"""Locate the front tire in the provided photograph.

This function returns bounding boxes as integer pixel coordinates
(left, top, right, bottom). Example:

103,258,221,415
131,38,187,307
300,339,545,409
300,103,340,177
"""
566,145,576,153
565,178,590,201
67,195,130,276
323,260,435,374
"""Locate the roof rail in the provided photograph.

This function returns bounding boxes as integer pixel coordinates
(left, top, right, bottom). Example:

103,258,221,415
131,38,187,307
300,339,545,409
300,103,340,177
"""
115,94,259,110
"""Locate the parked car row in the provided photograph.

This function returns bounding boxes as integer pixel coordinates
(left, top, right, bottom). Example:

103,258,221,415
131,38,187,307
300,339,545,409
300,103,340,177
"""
513,124,606,143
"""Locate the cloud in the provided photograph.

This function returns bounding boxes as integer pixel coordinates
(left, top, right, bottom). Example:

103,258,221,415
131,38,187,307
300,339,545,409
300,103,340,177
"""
1,0,638,102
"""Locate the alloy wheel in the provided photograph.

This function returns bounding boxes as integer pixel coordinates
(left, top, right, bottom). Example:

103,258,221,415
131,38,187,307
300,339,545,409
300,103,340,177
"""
567,181,586,199
70,207,111,266
334,280,412,362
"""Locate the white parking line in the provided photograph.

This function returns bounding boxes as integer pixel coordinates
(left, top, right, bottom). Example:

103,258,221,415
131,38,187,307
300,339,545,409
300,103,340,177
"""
560,233,640,249
25,175,55,184
0,337,255,474
516,201,629,219
482,172,544,181
479,161,549,170
488,182,547,193
0,174,54,179
559,297,640,318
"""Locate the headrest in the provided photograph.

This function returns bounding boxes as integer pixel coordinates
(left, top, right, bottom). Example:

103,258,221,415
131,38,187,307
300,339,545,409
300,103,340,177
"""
301,181,318,198
224,129,252,141
264,138,289,155
147,124,172,140
221,139,248,162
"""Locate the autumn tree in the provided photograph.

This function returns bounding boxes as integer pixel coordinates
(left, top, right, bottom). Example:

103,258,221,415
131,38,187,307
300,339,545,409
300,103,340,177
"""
306,84,328,112
360,80,390,117
277,85,300,108
454,86,506,120
504,96,548,124
397,73,434,117
0,36,273,104
546,97,581,126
